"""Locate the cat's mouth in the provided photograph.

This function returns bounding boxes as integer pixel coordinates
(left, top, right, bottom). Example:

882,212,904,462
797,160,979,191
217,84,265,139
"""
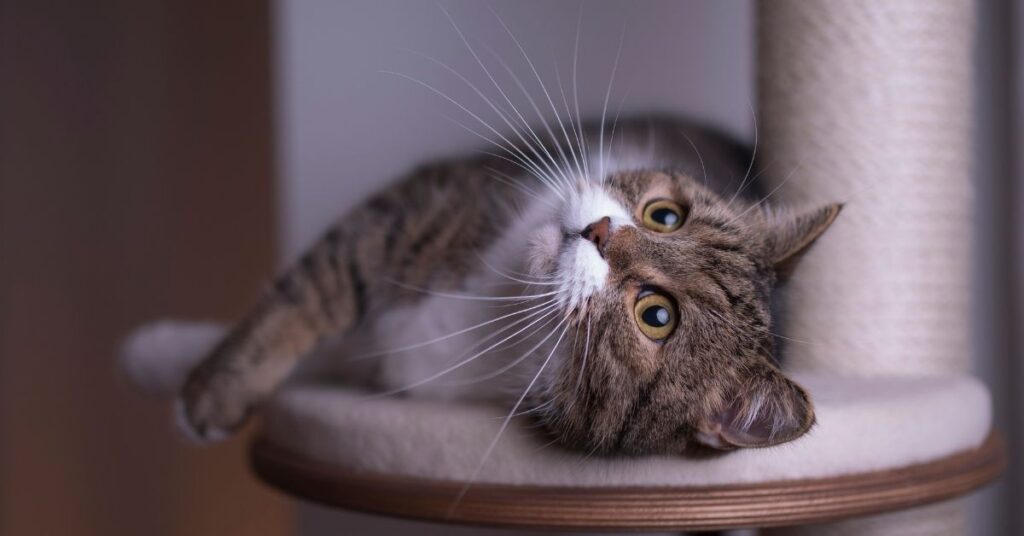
552,232,609,314
523,222,608,315
527,184,628,314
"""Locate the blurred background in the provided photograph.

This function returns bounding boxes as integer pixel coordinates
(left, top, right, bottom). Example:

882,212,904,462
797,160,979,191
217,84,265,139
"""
0,0,1019,535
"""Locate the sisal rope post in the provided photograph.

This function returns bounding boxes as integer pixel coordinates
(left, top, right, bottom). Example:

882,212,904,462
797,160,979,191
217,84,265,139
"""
757,0,975,533
757,0,974,376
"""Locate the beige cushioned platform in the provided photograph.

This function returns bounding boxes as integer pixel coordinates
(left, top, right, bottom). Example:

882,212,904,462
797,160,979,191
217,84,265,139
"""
259,373,992,487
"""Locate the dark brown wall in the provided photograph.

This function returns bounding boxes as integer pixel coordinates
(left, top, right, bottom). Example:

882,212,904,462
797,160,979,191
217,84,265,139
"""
0,1,290,534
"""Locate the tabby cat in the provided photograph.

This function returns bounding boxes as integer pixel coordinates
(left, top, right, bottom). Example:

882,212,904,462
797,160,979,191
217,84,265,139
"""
166,115,840,454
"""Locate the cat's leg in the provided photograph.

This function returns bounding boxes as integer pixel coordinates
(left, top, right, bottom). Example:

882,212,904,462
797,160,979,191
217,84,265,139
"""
177,163,513,441
178,223,376,440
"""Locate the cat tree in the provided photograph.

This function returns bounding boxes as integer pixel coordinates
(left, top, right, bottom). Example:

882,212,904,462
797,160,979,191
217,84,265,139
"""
249,0,1003,531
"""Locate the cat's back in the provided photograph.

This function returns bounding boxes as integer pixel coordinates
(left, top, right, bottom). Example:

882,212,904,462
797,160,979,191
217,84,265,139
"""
578,114,755,201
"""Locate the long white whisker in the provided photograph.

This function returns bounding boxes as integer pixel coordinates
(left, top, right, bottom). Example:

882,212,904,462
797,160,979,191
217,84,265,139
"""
480,44,577,189
448,320,571,515
450,312,570,385
438,8,574,191
488,9,584,188
437,111,558,193
475,145,565,197
678,129,709,189
605,82,631,172
599,27,625,184
443,313,568,387
437,304,562,371
731,158,776,202
482,166,555,207
571,5,590,181
475,253,561,286
576,311,592,394
367,305,565,400
706,309,818,347
382,71,565,200
425,74,564,197
485,399,554,420
728,100,759,206
350,299,557,360
725,161,801,227
554,63,588,181
384,278,559,301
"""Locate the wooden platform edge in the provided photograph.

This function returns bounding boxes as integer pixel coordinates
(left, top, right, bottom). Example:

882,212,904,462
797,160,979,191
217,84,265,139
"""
249,431,1005,531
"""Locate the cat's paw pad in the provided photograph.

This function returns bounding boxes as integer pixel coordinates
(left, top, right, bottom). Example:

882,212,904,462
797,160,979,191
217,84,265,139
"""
176,377,252,443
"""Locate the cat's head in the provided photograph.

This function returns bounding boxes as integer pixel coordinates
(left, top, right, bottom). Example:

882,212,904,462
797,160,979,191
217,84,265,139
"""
526,170,841,454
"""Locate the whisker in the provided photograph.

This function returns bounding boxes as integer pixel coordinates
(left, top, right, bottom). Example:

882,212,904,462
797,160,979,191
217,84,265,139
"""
349,299,557,360
727,100,759,206
571,4,591,181
554,62,589,182
483,166,554,207
365,304,564,400
724,161,801,227
605,81,632,172
488,8,585,188
488,399,554,420
438,8,574,190
678,129,709,189
381,70,566,200
475,253,561,286
575,311,592,394
480,44,578,189
738,157,777,198
475,145,565,197
532,436,562,453
438,111,554,189
443,313,568,387
437,304,561,370
430,89,564,199
706,309,818,347
448,320,572,515
598,26,625,185
383,278,559,301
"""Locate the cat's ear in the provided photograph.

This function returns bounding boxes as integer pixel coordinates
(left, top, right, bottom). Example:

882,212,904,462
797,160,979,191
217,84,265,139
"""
695,370,814,449
766,203,843,282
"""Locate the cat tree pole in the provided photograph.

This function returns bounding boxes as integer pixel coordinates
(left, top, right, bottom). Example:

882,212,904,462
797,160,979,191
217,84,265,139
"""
758,0,974,533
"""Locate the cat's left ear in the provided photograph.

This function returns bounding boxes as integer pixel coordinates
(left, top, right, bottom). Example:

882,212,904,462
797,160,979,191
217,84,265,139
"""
695,370,815,449
766,203,843,282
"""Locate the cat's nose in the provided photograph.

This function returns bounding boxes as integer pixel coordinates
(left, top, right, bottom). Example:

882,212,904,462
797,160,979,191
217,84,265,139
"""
580,216,611,255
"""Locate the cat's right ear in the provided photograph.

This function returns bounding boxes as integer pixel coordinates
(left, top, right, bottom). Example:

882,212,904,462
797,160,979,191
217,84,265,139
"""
765,203,843,282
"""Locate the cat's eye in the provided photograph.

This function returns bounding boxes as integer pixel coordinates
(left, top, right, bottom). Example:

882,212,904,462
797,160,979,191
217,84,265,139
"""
641,199,686,232
633,291,677,341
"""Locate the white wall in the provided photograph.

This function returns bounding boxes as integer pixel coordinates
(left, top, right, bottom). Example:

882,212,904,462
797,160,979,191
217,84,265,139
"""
274,0,753,260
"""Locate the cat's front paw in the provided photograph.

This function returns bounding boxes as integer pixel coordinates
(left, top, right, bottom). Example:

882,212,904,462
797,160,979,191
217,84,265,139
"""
176,374,253,443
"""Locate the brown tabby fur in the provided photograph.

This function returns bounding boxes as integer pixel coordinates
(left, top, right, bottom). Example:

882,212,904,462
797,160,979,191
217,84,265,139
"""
180,115,840,453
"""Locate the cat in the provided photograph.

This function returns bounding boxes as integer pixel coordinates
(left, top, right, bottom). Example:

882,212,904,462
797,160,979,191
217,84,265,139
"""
128,115,841,455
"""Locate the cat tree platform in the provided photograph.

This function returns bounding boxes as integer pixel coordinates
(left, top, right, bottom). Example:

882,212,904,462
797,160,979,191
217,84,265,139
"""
249,373,1004,531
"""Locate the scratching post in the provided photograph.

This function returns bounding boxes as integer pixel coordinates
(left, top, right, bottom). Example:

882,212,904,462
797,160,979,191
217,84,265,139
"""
757,0,975,533
757,0,974,376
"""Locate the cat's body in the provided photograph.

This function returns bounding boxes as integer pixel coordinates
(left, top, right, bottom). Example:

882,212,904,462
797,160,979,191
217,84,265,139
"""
173,115,841,453
326,117,752,401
